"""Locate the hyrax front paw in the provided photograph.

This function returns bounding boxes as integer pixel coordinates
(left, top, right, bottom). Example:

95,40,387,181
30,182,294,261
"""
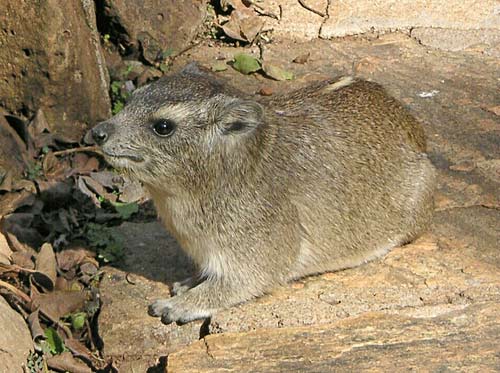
148,297,212,325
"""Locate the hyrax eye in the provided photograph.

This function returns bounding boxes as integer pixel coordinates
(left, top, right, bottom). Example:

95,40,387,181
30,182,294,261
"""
152,119,176,137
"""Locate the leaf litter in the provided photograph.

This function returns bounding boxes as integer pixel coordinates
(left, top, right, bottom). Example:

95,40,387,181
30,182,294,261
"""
0,109,151,371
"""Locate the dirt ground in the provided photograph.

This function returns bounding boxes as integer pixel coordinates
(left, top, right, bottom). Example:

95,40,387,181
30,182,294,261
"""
97,32,500,371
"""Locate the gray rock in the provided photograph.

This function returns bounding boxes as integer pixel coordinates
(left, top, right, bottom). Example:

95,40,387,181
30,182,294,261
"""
0,297,33,372
98,0,208,62
0,0,111,142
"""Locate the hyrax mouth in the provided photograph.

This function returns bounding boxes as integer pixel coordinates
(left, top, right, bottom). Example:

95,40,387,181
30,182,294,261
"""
103,151,145,163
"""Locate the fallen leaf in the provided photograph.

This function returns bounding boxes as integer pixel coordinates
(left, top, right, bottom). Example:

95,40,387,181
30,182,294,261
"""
233,53,261,75
55,276,71,291
56,248,96,272
4,230,37,255
31,290,88,320
27,309,45,343
81,176,117,203
43,152,69,181
0,230,12,265
119,180,146,203
221,8,265,43
262,64,294,81
33,243,57,291
0,114,30,181
64,338,98,367
76,177,102,207
89,171,124,190
0,168,13,192
211,61,228,72
71,312,86,330
44,327,66,354
111,201,139,219
0,189,35,218
47,352,92,373
3,223,43,252
71,153,100,175
11,251,35,269
28,109,55,153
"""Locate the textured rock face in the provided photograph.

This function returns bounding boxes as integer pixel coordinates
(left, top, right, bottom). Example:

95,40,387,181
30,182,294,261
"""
258,0,499,47
97,0,207,62
320,0,500,38
169,303,500,372
0,0,110,142
0,297,33,372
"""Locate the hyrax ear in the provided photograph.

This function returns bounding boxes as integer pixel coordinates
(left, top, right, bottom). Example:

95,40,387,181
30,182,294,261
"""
215,97,264,136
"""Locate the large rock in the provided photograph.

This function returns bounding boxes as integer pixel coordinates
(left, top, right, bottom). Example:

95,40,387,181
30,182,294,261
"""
168,302,500,372
259,0,499,43
98,0,207,62
0,0,110,142
0,297,33,372
320,0,499,38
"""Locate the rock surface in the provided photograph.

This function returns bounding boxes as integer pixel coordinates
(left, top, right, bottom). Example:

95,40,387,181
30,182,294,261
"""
97,0,207,62
320,0,499,38
169,302,500,372
260,0,499,42
0,297,33,372
97,31,499,371
0,0,110,142
98,223,200,371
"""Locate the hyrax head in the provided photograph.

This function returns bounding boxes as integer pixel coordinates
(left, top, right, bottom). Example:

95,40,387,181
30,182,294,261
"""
89,63,264,187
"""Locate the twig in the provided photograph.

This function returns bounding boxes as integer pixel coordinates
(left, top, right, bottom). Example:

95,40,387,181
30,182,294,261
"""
52,146,101,157
0,279,31,303
298,0,326,17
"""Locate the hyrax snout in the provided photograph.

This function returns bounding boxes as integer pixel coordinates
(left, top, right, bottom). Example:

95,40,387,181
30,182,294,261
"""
90,63,436,325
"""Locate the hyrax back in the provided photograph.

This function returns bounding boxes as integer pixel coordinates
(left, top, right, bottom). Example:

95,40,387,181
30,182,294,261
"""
90,64,436,324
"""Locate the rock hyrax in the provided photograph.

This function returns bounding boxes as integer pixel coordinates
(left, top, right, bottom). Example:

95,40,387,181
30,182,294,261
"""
90,63,436,324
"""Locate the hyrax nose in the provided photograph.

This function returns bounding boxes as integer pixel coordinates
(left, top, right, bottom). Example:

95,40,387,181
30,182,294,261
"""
87,121,113,146
92,126,109,145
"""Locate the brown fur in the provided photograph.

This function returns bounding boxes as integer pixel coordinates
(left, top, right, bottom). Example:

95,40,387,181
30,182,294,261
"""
89,63,436,324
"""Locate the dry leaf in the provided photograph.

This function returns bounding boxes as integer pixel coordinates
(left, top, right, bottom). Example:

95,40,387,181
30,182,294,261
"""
0,114,29,178
262,64,294,81
65,338,98,366
0,190,36,218
0,168,13,192
33,243,57,291
46,351,92,373
43,152,69,181
119,180,146,203
3,230,37,256
31,290,88,320
3,223,43,252
221,8,264,43
89,171,123,190
11,251,35,269
27,309,45,343
71,154,100,175
81,176,117,203
28,109,55,152
0,230,12,265
57,248,96,272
